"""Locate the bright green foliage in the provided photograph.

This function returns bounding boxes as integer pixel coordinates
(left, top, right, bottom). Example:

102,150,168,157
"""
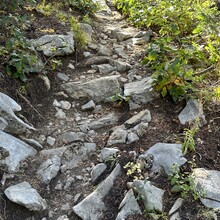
114,0,220,101
169,163,201,199
68,0,100,14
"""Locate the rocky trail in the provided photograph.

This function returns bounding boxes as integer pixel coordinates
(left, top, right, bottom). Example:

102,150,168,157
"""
0,1,220,220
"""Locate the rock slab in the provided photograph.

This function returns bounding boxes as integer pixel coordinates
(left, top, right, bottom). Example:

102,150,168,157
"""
4,181,47,211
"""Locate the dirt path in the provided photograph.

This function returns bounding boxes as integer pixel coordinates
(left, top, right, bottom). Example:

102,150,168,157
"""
0,1,220,220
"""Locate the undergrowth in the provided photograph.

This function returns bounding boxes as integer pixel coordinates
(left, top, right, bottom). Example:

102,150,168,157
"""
114,0,220,102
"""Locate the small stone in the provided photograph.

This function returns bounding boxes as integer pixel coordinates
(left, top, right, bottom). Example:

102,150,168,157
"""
68,63,75,70
169,198,184,216
107,127,128,146
64,176,75,190
55,108,66,119
38,134,46,144
91,163,107,183
81,100,96,111
37,155,61,184
57,215,69,220
101,147,119,161
127,132,140,144
60,101,71,110
53,99,61,108
83,52,91,57
46,136,56,146
61,203,70,210
74,193,82,203
57,73,69,82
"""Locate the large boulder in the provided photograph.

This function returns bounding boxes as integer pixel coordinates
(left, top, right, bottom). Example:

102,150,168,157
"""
61,75,121,102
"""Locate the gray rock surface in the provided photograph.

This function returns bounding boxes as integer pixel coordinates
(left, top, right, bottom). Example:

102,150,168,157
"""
127,132,139,144
4,181,47,211
57,72,69,82
125,109,151,128
80,23,93,39
101,147,119,162
131,180,164,212
124,77,157,106
97,64,116,74
109,59,131,73
0,92,35,134
91,163,107,183
111,29,133,41
37,155,61,184
61,75,121,102
178,99,206,125
139,143,187,175
81,100,96,111
192,168,220,208
59,131,87,143
169,198,184,216
107,127,128,146
31,33,74,56
0,131,37,172
0,117,8,131
116,189,142,220
73,164,121,220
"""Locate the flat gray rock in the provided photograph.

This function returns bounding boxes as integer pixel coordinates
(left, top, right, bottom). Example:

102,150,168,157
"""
125,109,151,128
61,75,120,102
31,33,74,56
116,189,142,220
124,77,157,106
131,180,164,212
59,131,87,143
0,131,37,172
111,29,133,42
139,143,187,175
101,148,119,162
73,164,121,220
192,168,220,208
178,99,206,125
107,127,128,146
109,59,131,73
4,181,47,211
97,64,116,74
81,100,96,111
91,163,107,183
169,198,184,216
0,92,35,134
127,132,139,144
37,155,61,184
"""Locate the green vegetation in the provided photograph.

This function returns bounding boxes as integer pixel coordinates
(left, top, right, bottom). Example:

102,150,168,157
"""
0,0,98,80
114,0,220,101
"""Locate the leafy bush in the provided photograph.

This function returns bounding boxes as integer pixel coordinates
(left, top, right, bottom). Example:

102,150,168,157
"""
114,0,220,101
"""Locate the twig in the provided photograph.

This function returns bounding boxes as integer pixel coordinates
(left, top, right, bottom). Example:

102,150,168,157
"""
16,91,44,119
195,65,214,76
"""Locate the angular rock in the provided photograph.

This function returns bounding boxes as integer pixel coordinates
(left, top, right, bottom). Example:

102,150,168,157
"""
101,147,119,162
46,136,56,146
77,56,109,68
139,143,187,175
21,138,43,150
133,122,149,137
169,198,184,216
55,108,66,119
131,180,164,212
0,92,35,134
178,99,206,126
60,101,71,110
107,127,128,146
87,113,118,130
81,100,96,111
40,146,68,157
97,64,116,74
4,181,47,211
73,164,121,220
31,33,74,56
192,168,220,208
93,0,112,14
109,59,131,73
59,131,87,143
97,46,112,56
37,155,61,184
111,29,133,41
125,109,151,128
91,163,107,183
127,132,139,144
0,117,8,131
114,47,128,59
124,77,157,106
57,72,69,82
116,189,142,220
0,131,37,172
61,75,121,102
80,23,93,39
